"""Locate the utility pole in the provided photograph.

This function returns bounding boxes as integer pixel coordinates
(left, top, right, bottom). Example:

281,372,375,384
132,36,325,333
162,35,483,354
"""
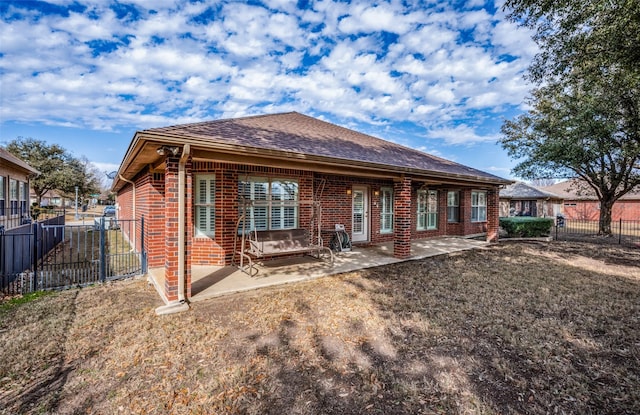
75,186,79,220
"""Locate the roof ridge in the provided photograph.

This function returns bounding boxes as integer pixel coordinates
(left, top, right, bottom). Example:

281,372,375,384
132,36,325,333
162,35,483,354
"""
287,113,478,170
135,111,508,183
144,111,300,132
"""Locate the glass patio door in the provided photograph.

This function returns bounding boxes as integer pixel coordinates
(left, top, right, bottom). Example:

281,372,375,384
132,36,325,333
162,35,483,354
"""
352,186,369,242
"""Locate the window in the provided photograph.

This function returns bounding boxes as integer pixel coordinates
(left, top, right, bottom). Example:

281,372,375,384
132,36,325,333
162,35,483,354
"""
509,200,536,217
20,182,28,216
471,191,487,222
9,179,18,215
0,176,4,216
447,191,459,223
195,175,216,237
238,177,298,232
417,189,438,230
380,187,394,233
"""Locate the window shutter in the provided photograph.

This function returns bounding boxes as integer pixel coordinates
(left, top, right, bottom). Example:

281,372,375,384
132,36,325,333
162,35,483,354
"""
195,175,215,236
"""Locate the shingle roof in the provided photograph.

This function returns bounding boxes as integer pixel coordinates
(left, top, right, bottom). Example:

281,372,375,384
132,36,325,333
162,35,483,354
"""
144,112,508,183
0,147,40,174
499,181,561,199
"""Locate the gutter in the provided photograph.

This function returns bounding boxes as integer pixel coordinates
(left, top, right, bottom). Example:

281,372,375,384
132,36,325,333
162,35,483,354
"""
155,144,191,315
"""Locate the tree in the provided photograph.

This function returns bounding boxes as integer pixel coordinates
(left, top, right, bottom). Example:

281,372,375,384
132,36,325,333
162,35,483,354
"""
503,0,640,83
5,137,71,206
529,179,556,187
5,137,101,207
500,0,640,235
63,156,102,204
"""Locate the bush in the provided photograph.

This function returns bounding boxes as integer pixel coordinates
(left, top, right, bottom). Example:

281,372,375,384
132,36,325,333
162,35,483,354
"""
499,217,554,238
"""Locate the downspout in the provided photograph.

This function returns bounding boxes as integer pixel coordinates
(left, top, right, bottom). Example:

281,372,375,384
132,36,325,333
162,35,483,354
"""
178,144,190,303
118,174,135,219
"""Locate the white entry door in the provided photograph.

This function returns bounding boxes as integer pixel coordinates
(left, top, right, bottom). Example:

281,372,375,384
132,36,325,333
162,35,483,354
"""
352,186,369,242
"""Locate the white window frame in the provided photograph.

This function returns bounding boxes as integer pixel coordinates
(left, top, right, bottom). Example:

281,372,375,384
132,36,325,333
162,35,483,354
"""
239,177,298,232
195,174,216,237
471,191,487,222
447,191,459,223
20,181,28,216
417,189,438,230
380,187,394,234
9,179,18,216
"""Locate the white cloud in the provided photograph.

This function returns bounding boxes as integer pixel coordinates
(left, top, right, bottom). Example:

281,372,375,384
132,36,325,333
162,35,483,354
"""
427,125,499,145
0,0,535,150
338,3,424,35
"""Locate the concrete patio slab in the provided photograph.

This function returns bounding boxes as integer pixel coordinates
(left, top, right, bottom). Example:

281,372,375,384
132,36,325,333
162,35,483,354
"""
146,237,488,304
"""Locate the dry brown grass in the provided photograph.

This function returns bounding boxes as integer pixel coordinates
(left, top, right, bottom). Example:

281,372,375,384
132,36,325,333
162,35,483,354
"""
1,241,639,414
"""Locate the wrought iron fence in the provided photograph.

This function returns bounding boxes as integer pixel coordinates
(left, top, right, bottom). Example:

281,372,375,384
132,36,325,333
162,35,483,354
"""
1,217,146,298
554,219,640,246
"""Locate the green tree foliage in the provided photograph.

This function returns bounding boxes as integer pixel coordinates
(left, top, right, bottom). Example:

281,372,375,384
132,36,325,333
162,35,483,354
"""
5,137,101,206
500,0,640,235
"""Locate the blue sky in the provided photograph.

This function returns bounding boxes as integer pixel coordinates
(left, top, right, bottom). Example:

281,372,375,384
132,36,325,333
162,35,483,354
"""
0,0,536,181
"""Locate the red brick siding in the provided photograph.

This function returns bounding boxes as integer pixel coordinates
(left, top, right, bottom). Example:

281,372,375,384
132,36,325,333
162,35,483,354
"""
393,177,412,258
116,182,133,220
190,163,315,266
124,161,503,277
486,187,499,242
563,200,640,221
163,157,193,301
145,172,166,268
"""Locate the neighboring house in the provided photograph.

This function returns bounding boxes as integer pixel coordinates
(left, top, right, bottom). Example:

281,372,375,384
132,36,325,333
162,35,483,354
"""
0,147,39,230
113,112,511,304
541,180,640,221
499,181,563,218
31,190,68,207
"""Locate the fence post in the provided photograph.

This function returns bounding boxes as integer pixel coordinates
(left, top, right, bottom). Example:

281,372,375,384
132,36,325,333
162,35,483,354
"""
0,225,4,280
32,222,38,291
619,218,622,245
99,217,106,283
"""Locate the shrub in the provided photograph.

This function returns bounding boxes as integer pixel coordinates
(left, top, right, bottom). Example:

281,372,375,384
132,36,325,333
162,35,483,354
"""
499,217,554,237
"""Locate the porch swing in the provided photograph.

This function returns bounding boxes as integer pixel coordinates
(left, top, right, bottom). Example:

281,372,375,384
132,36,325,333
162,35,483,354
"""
232,178,334,276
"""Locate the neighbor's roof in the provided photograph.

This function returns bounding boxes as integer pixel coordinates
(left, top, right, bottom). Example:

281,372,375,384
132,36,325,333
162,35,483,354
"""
541,180,640,200
499,181,562,199
0,147,40,175
114,112,511,190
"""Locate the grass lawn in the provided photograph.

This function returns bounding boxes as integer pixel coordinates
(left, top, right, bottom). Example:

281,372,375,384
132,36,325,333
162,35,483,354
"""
1,241,639,414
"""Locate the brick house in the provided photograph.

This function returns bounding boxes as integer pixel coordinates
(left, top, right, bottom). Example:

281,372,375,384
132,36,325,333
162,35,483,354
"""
0,147,39,230
113,112,511,305
541,180,640,221
499,181,563,218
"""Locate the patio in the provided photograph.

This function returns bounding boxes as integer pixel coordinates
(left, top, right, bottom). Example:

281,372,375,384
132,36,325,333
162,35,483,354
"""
147,236,489,304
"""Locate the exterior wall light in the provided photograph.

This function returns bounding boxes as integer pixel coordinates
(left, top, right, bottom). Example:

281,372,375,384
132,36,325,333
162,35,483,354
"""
156,146,180,156
346,188,352,195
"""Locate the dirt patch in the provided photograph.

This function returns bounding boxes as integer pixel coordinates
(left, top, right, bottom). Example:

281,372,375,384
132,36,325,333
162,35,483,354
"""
1,241,639,414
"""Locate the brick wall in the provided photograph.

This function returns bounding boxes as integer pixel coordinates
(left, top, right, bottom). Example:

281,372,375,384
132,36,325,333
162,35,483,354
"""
116,182,133,220
393,177,412,258
190,163,315,266
486,187,499,242
563,200,640,221
125,160,502,276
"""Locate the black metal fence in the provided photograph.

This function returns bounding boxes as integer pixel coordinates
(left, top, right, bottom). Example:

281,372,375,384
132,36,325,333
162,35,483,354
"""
554,219,640,246
1,217,146,298
0,207,32,230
